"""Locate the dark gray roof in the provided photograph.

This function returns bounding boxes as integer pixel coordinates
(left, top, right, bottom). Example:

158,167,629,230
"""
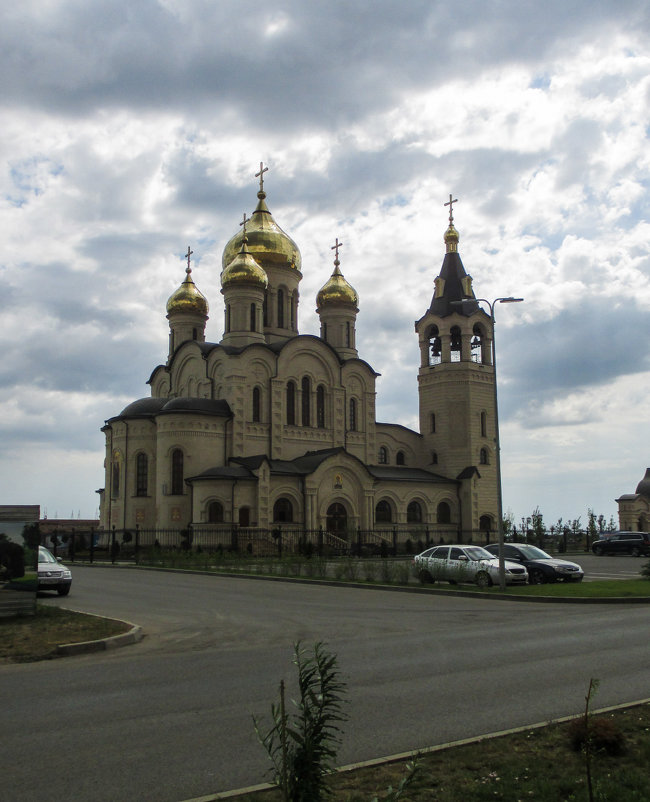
457,466,480,480
635,468,650,498
368,465,457,483
108,396,232,423
427,252,481,318
187,465,255,482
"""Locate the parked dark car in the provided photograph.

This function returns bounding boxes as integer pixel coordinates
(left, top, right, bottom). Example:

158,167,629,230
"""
591,532,650,557
484,543,584,584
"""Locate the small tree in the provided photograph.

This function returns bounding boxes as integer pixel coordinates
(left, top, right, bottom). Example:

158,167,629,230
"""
254,642,347,801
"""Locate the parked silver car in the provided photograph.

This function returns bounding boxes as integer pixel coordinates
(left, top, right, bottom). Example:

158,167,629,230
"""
413,544,528,588
38,546,72,596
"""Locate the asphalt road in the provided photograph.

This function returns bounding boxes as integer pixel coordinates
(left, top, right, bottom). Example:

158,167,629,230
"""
3,564,649,802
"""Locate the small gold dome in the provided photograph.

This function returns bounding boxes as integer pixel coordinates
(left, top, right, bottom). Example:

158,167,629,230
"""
222,190,301,273
166,267,209,316
221,238,268,289
444,223,459,253
317,263,358,308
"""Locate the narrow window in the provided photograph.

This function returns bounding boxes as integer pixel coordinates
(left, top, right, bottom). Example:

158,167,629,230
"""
375,500,392,523
111,461,120,499
301,376,311,426
277,289,284,328
396,450,405,466
316,384,325,428
349,398,357,431
290,293,295,329
286,381,296,425
226,304,231,333
480,448,489,465
171,449,184,495
208,501,224,523
136,453,148,497
322,321,327,342
346,321,351,347
378,446,388,464
407,501,422,523
192,327,198,341
263,293,268,326
481,411,487,437
252,387,261,422
437,502,451,524
430,413,436,433
250,303,256,332
431,451,438,465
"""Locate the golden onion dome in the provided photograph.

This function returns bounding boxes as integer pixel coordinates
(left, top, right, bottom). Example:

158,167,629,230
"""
166,264,209,316
444,222,459,253
221,236,268,289
317,263,358,308
222,190,301,273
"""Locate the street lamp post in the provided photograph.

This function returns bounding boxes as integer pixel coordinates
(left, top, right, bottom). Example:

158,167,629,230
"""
451,296,523,590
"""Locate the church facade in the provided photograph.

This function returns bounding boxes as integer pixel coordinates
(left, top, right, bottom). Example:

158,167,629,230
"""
616,468,650,532
99,170,499,546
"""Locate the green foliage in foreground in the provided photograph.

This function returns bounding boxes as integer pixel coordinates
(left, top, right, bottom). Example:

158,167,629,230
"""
254,642,348,802
237,703,650,801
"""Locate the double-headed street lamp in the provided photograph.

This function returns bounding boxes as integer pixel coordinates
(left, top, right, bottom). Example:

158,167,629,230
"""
451,296,524,590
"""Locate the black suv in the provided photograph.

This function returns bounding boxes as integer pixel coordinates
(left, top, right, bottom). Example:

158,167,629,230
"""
591,532,650,557
485,543,584,584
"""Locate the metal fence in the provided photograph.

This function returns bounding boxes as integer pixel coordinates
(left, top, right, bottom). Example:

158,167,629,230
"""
41,524,462,562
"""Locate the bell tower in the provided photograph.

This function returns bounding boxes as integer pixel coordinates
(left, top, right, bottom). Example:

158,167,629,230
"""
414,197,498,540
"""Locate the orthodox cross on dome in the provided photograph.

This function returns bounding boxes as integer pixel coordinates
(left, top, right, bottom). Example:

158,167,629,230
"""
331,237,343,265
239,212,250,236
444,194,458,225
185,246,193,274
255,161,268,193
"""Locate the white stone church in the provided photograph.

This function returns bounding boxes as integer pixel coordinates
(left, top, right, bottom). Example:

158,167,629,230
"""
99,168,499,547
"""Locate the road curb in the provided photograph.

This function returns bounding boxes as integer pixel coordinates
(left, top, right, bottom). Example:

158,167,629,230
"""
56,620,143,656
180,697,650,801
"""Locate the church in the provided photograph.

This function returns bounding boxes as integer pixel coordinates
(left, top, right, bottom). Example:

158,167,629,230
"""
99,167,499,548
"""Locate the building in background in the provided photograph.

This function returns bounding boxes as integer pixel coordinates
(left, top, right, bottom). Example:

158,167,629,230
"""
99,170,499,545
617,468,650,531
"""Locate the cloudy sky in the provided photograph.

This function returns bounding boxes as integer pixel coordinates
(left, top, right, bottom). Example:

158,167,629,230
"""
1,0,648,530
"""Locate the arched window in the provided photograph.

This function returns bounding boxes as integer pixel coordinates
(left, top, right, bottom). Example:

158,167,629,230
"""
349,398,357,431
250,303,256,332
290,293,296,329
273,497,293,523
263,293,268,326
407,500,422,523
431,451,438,464
208,501,224,523
430,413,436,433
135,453,148,497
428,325,441,366
316,384,325,428
346,321,351,348
252,387,261,423
481,410,487,437
437,501,451,524
286,381,296,425
480,448,489,465
375,500,392,523
301,376,311,426
378,446,388,464
322,321,328,342
226,304,231,333
277,289,284,328
192,327,198,340
171,449,184,495
450,325,462,362
396,450,405,465
479,515,492,533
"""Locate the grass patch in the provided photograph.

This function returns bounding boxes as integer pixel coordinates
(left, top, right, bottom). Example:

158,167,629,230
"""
234,703,650,800
0,604,131,663
500,579,650,598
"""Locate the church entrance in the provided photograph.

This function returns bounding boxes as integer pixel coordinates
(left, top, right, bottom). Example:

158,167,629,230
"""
326,503,347,534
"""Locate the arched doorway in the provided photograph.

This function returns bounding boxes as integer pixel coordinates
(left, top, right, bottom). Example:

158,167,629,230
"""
326,503,347,534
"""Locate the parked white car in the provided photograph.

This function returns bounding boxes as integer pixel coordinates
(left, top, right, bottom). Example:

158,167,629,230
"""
413,544,528,588
38,546,72,596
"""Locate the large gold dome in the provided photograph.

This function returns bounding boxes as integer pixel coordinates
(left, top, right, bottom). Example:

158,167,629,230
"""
222,191,301,273
221,239,268,289
316,264,358,308
166,268,209,316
